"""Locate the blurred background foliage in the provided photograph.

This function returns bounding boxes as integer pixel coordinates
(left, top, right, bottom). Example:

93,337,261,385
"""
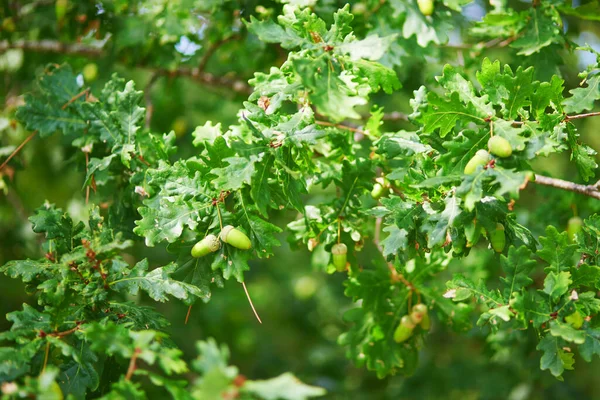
2,0,600,398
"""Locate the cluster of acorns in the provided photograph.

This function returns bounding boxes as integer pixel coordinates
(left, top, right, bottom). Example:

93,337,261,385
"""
394,303,430,343
190,225,251,257
464,135,512,175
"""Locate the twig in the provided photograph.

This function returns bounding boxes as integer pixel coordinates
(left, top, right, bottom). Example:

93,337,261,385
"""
242,281,262,324
184,305,193,325
382,111,409,121
198,35,240,73
565,111,600,121
144,73,160,129
315,120,365,134
62,88,89,110
533,174,600,200
125,348,141,381
0,131,38,172
0,39,104,56
0,40,252,94
48,325,81,337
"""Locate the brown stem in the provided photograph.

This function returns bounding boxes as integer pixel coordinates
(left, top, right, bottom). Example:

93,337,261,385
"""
184,305,193,325
49,325,81,337
62,88,90,110
533,174,600,200
242,281,262,324
125,347,141,381
0,131,38,172
565,111,600,121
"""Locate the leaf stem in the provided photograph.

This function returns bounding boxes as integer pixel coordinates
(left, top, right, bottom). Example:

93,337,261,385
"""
0,131,38,172
216,203,224,230
242,281,262,324
41,341,50,374
125,347,141,381
185,305,193,325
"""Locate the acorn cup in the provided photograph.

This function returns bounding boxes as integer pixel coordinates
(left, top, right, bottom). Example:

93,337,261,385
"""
394,315,416,343
489,223,506,253
331,243,348,272
191,234,221,258
412,303,431,330
220,225,252,250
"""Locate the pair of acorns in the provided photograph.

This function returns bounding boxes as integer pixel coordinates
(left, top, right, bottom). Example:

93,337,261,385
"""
191,225,251,258
393,303,430,343
464,136,512,174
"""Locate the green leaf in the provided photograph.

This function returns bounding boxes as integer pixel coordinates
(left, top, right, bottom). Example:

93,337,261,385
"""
563,75,600,114
537,334,574,378
243,373,326,400
500,246,537,301
549,320,586,344
543,271,572,302
110,260,208,302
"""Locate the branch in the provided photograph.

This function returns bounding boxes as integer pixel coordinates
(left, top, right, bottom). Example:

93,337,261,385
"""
198,34,241,73
512,111,600,126
0,39,252,94
382,111,409,122
0,131,38,172
565,111,600,121
0,39,104,56
125,347,141,381
533,174,600,200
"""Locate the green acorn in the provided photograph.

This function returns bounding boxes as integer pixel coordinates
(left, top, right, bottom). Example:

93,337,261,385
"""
412,303,431,330
332,243,348,272
393,315,416,343
191,234,220,258
417,0,434,16
567,216,582,243
464,150,490,174
56,0,68,22
489,223,505,253
220,225,252,250
565,311,583,329
83,63,98,82
371,183,384,200
487,136,512,158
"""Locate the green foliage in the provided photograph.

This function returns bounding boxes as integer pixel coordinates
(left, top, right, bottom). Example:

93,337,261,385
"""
3,0,600,398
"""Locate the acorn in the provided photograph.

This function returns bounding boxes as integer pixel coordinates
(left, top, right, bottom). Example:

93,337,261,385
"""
567,216,583,243
489,223,506,253
394,315,416,343
417,0,434,16
191,234,220,258
332,243,348,272
464,150,490,174
412,303,431,330
487,136,512,158
220,225,252,250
